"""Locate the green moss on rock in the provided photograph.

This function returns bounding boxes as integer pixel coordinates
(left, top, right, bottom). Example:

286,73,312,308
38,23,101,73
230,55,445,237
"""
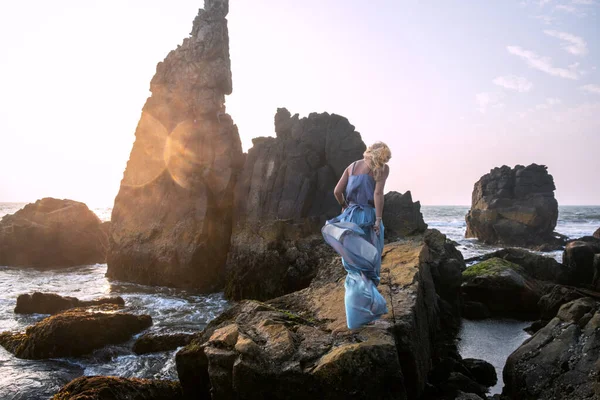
463,257,521,279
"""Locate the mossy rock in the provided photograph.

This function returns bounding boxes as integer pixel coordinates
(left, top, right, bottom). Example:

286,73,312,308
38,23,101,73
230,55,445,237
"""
52,376,182,400
463,257,522,279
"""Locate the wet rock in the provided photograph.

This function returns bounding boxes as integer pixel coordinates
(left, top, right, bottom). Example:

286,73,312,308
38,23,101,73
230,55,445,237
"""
382,191,427,238
461,257,544,318
442,372,487,398
562,236,600,288
178,230,465,399
465,164,562,249
503,297,600,399
14,292,124,314
107,0,244,290
52,376,182,400
462,301,491,320
0,198,108,267
0,307,151,359
462,358,497,387
594,227,600,239
455,391,485,400
224,108,364,301
133,332,195,355
538,285,586,320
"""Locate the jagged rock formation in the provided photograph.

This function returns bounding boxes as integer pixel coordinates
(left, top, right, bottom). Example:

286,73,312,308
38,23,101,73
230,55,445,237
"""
14,292,124,314
503,298,600,399
465,164,561,248
383,191,428,238
224,108,365,301
133,332,195,355
107,0,244,290
52,376,183,400
0,307,152,359
177,230,470,399
0,198,108,267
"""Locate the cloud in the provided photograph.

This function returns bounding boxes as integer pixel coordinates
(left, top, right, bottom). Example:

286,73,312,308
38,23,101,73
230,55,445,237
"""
572,0,595,4
476,92,505,113
544,30,588,55
581,84,600,94
555,4,587,15
506,46,579,79
534,15,556,24
493,75,534,92
535,98,562,109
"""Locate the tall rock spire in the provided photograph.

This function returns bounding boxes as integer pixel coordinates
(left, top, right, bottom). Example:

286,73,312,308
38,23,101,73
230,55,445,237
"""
107,0,243,290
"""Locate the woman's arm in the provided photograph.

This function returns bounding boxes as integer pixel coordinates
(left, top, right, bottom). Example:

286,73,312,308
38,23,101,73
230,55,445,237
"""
373,165,390,234
334,165,350,210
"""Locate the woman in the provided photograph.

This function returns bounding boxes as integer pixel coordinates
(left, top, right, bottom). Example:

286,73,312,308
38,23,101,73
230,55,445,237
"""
322,142,392,329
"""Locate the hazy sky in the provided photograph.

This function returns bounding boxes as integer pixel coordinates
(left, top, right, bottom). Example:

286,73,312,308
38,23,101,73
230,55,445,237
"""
0,0,598,206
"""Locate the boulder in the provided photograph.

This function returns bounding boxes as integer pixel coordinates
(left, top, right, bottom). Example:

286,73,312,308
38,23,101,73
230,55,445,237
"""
107,0,244,290
177,230,465,399
562,236,600,288
503,297,600,399
224,108,365,301
52,376,183,400
0,198,107,267
133,332,194,355
465,164,562,248
461,257,544,318
0,307,151,359
594,227,600,239
538,285,586,320
383,191,428,238
462,301,491,320
462,358,497,387
14,292,124,314
466,247,570,284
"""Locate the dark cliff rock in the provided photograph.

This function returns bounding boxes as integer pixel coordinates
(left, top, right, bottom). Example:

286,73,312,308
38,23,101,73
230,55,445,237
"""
503,297,600,399
465,164,562,249
14,292,124,314
0,198,107,267
383,190,427,239
107,0,244,290
0,307,151,359
177,230,467,399
52,376,183,400
224,108,365,301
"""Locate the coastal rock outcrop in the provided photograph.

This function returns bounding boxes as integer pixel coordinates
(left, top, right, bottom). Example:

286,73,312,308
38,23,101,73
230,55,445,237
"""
177,230,469,399
465,164,561,248
52,376,183,400
0,198,107,267
224,108,365,301
14,292,124,314
594,227,600,239
503,297,600,399
562,236,600,289
0,307,151,359
107,0,244,290
382,191,428,239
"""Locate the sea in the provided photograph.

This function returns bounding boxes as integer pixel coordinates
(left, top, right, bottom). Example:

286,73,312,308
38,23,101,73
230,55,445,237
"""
0,203,598,399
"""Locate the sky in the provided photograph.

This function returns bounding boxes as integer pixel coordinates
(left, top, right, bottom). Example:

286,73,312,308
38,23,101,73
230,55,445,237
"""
0,0,598,206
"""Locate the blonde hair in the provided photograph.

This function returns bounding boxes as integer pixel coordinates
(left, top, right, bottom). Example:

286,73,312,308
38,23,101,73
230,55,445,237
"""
363,141,391,181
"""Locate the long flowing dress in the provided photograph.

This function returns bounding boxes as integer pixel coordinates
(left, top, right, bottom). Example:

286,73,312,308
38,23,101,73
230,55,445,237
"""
321,164,388,329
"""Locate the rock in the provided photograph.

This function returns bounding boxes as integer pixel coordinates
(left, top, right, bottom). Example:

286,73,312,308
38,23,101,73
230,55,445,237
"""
14,292,124,314
177,230,465,399
465,164,562,248
382,191,428,238
455,391,485,400
107,0,244,290
462,301,491,320
461,257,544,318
442,372,487,399
0,198,107,267
0,307,152,359
462,358,497,387
224,108,365,301
562,237,600,288
503,297,600,399
466,247,569,284
538,285,586,320
594,227,600,239
52,376,183,400
133,332,195,355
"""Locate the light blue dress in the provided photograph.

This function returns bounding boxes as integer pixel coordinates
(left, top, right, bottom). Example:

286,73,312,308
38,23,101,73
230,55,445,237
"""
322,164,388,329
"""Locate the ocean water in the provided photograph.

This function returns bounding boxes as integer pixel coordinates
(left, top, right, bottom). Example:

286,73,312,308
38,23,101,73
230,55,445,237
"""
0,203,598,398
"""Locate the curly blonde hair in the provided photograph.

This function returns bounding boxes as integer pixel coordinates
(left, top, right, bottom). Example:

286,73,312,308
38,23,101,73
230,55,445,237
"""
364,141,392,181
